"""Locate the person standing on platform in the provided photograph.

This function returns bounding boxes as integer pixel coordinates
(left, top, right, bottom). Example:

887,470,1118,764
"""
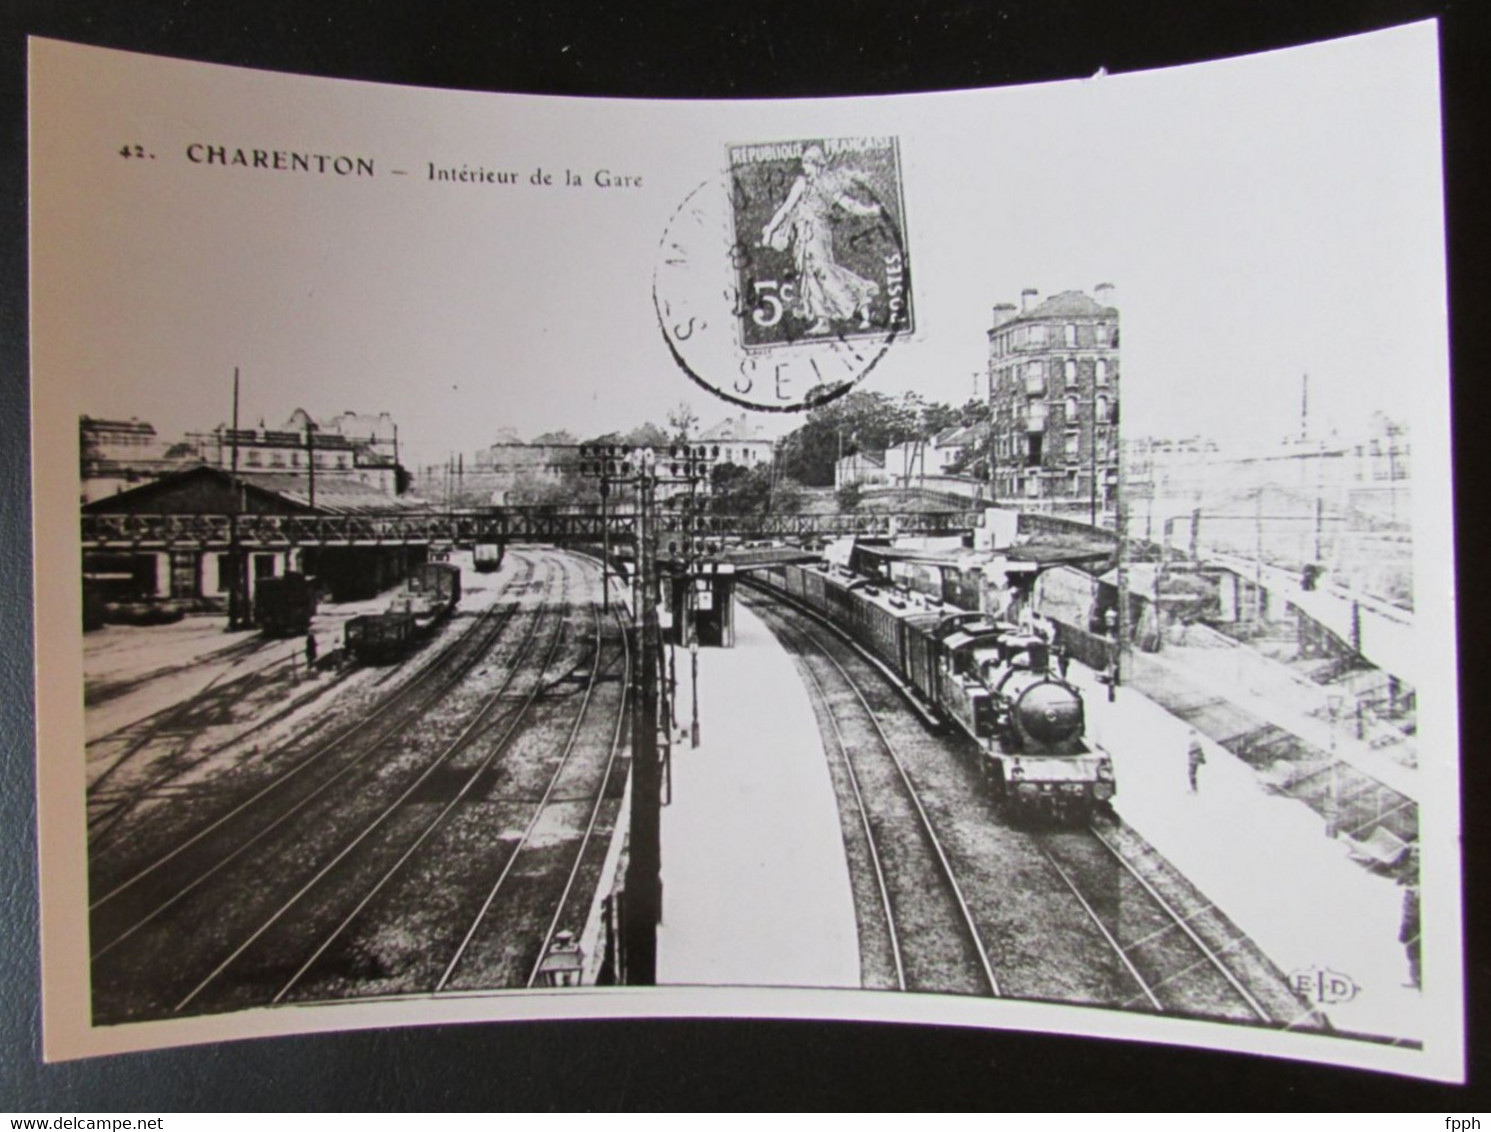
1399,847,1421,989
1186,729,1206,792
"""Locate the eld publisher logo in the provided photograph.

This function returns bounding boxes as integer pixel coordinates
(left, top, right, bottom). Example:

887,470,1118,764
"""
1289,966,1359,1005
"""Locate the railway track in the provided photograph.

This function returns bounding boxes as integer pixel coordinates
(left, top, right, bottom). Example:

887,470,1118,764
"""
89,554,557,1020
88,553,541,917
85,643,359,851
439,558,632,994
256,552,633,1004
84,634,266,710
1034,819,1324,1029
165,555,581,1015
747,594,1000,997
744,584,1318,1024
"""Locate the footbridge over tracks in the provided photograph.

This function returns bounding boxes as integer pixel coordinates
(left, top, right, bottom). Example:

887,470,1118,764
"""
79,507,987,551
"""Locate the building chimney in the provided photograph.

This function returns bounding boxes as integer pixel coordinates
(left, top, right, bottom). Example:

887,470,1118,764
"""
1094,281,1116,311
990,303,1019,330
1021,288,1039,313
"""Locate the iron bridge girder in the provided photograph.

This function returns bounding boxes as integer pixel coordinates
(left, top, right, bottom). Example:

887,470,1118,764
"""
80,508,983,550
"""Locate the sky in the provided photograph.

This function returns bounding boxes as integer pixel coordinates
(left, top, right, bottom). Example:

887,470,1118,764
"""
31,24,1447,471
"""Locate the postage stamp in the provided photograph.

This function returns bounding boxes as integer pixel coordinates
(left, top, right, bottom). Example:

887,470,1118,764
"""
727,137,913,351
654,136,914,413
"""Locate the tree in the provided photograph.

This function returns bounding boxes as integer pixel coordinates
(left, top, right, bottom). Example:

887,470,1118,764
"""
835,481,863,511
709,462,804,515
957,396,989,427
623,421,669,447
709,462,768,514
775,390,926,487
666,402,700,443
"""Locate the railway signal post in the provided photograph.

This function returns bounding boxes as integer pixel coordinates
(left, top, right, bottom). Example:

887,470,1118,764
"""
578,441,718,985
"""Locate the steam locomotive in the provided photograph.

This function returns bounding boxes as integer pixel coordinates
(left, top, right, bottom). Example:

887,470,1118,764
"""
757,560,1114,821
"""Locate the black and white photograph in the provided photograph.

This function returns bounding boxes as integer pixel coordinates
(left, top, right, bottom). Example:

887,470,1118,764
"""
24,18,1462,1087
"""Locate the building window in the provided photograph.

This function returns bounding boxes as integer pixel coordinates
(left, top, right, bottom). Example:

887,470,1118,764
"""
1064,396,1078,420
1065,323,1077,348
1065,429,1080,460
1029,324,1048,347
1064,359,1078,388
1096,395,1109,422
245,450,261,467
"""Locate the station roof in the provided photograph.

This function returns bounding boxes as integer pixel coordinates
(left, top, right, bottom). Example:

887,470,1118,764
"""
82,464,419,516
855,541,1112,570
717,545,821,569
236,472,424,514
1005,541,1114,568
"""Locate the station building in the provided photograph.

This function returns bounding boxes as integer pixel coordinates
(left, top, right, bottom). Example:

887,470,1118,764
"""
987,284,1120,518
81,465,427,614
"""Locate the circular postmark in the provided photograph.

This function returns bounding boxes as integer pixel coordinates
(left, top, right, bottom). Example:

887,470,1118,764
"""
654,138,914,413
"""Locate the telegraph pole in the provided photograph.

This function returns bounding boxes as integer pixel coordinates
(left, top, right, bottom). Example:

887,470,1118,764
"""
306,419,317,510
577,441,717,985
626,450,662,984
600,475,610,613
227,367,243,631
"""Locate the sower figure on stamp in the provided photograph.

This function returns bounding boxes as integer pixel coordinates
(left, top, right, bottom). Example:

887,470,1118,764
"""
760,144,881,335
1186,729,1206,792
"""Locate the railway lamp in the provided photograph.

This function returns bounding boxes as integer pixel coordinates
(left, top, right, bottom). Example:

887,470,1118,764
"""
689,635,701,749
536,930,584,988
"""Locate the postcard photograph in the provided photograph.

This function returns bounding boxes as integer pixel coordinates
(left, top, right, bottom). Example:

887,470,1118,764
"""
26,22,1462,1081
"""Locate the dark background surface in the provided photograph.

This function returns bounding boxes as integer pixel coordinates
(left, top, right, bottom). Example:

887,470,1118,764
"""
2,0,1486,1111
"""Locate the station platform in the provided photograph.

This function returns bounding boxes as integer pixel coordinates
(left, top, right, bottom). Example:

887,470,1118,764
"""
656,601,861,989
1071,660,1422,1042
1137,630,1417,802
1209,550,1416,687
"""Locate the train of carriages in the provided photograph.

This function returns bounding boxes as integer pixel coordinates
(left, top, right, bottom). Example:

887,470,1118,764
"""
344,561,462,664
756,560,1115,822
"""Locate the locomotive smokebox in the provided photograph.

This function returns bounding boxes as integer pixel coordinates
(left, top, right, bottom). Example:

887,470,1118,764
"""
1014,681,1083,746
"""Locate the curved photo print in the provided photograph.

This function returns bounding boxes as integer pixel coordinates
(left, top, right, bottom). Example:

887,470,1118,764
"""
27,24,1460,1080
